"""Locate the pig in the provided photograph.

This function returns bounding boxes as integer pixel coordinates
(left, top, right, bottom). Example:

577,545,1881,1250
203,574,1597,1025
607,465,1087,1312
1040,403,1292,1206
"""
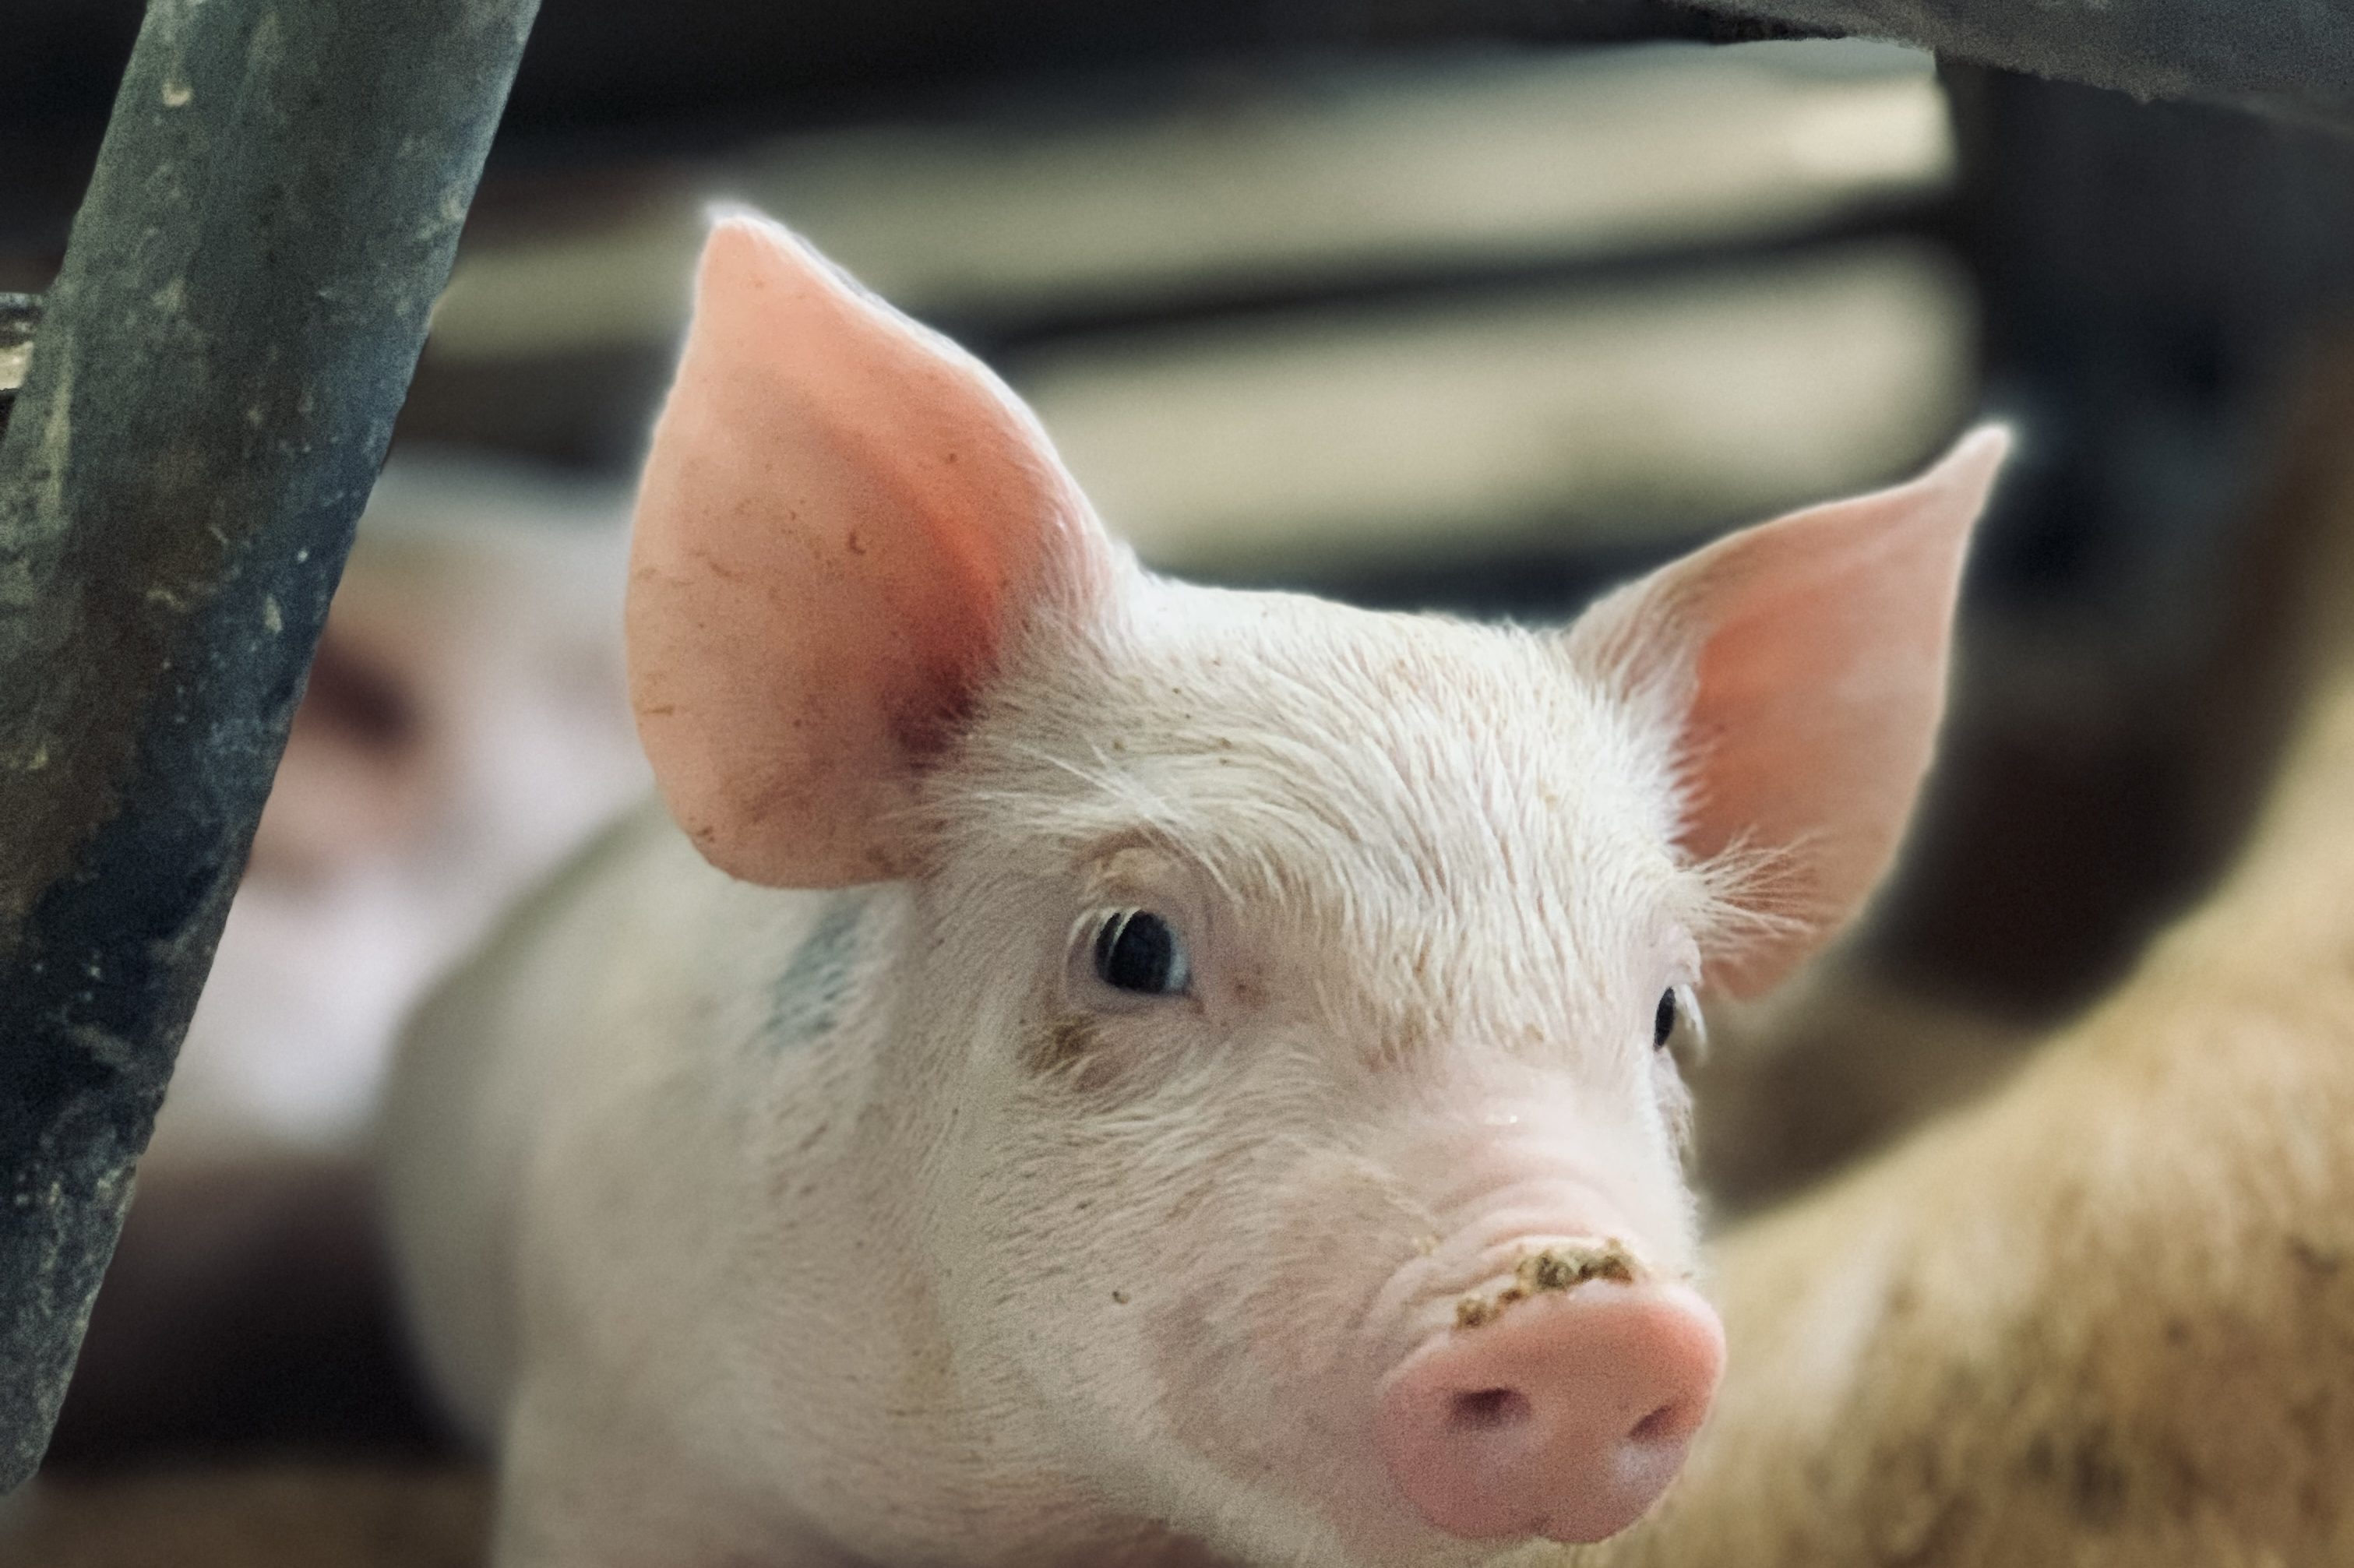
1568,347,2354,1568
378,209,2007,1568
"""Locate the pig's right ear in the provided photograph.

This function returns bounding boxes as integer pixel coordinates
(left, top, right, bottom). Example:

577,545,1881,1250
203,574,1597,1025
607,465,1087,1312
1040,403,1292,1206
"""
1565,428,2009,996
627,213,1113,887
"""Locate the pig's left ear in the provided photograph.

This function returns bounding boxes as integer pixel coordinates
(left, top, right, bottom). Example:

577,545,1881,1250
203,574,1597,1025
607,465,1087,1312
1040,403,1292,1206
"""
628,212,1114,887
1566,427,2010,996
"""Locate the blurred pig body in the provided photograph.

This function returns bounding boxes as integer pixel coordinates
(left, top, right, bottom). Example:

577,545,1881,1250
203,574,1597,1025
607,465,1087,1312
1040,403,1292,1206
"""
381,213,2005,1567
1577,364,2354,1568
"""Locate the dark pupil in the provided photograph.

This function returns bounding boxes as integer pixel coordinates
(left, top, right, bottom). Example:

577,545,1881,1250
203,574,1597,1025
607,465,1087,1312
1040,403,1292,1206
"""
1653,989,1678,1049
1097,911,1179,994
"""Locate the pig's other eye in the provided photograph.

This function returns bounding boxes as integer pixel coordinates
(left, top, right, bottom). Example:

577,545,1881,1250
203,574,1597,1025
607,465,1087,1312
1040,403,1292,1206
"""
1094,910,1190,995
1654,985,1704,1056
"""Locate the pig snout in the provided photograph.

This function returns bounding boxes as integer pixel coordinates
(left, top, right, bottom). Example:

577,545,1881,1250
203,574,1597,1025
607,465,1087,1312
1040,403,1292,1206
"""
1376,1266,1723,1543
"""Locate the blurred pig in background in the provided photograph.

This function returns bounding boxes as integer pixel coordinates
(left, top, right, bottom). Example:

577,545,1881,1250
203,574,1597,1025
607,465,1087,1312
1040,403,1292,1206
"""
38,460,647,1471
153,460,648,1168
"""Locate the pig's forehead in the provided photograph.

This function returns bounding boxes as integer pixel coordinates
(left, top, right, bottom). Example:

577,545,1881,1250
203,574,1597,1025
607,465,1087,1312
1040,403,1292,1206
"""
960,576,1691,933
1103,580,1616,748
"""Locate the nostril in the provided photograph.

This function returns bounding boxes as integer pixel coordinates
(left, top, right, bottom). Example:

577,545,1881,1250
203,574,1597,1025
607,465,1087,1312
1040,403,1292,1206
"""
1629,1404,1679,1443
1448,1387,1531,1431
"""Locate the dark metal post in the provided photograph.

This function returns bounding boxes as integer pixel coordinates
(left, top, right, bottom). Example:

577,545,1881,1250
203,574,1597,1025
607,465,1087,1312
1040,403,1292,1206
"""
0,297,36,442
0,0,538,1490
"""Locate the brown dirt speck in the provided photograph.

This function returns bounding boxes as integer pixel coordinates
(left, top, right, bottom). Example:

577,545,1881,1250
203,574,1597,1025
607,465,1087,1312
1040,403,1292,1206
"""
1452,1239,1643,1332
1025,1016,1100,1076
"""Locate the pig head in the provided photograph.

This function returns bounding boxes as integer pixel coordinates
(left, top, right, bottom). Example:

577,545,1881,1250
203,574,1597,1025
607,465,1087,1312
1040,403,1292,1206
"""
412,210,2006,1568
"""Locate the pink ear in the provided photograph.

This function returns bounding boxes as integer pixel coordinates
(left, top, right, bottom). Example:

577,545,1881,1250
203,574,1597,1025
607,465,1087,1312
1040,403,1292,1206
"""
628,213,1109,886
1570,428,2010,995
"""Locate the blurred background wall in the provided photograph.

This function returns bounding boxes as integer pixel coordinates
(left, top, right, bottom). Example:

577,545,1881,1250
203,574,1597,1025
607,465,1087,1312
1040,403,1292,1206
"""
6,0,2354,1542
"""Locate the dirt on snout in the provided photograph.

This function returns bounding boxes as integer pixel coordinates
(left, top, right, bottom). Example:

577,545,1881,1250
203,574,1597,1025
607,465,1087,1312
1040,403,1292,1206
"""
1452,1239,1640,1331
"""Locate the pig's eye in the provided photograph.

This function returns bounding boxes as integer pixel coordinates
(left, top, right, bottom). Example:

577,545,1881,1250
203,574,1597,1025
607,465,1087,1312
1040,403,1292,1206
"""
1653,985,1704,1057
1094,910,1190,995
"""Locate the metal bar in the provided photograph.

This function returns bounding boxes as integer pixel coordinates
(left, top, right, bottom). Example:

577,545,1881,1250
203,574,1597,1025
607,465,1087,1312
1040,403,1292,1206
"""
0,296,36,442
0,0,538,1490
1681,0,2354,130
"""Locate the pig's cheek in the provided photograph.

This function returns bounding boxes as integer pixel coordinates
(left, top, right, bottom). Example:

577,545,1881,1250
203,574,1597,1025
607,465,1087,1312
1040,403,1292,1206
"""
1144,1150,1436,1526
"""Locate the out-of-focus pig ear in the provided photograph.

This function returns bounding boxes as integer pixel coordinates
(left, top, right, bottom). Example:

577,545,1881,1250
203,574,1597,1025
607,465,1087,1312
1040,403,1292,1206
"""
1566,426,2010,996
628,211,1113,886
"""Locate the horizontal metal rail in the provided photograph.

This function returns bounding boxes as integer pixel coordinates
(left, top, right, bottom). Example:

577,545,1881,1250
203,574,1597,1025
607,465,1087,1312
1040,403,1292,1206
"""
1685,0,2354,129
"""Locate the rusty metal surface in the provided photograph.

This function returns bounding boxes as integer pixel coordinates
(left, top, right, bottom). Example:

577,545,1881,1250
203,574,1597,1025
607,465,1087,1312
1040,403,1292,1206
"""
0,0,537,1492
